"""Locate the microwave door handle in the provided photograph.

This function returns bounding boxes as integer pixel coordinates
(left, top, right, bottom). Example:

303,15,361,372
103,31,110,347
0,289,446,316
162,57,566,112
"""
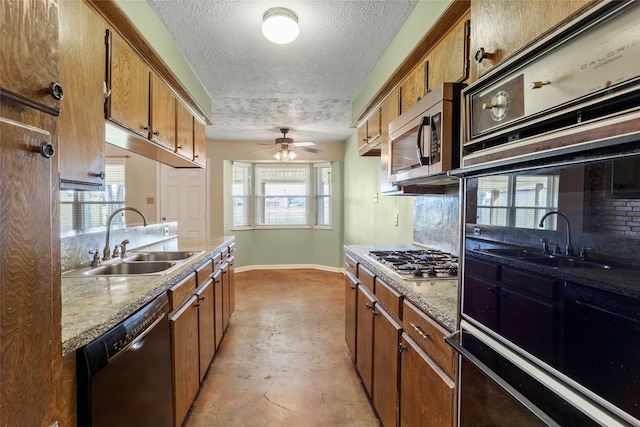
417,115,430,166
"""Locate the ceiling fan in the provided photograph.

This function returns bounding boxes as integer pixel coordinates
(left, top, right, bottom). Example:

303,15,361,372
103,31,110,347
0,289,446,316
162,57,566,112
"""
258,128,323,161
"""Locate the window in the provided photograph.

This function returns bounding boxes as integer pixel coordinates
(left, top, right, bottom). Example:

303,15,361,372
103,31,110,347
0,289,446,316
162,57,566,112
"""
476,174,559,229
232,162,332,228
232,162,251,227
315,163,331,226
60,159,126,234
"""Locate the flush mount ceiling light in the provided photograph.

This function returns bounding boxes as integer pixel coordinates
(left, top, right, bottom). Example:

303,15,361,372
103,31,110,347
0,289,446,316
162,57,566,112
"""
262,7,299,44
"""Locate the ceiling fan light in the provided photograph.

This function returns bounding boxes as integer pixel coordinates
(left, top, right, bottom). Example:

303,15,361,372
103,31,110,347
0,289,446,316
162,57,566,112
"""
288,150,298,160
262,8,299,44
273,150,282,161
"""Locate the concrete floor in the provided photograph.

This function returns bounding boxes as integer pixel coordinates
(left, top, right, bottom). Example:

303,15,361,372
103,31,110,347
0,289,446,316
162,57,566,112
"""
184,269,381,427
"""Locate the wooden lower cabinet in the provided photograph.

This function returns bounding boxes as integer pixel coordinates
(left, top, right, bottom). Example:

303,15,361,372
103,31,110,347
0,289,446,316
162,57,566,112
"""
399,333,455,427
221,261,232,331
228,255,235,317
345,271,358,361
356,285,376,396
170,292,200,427
196,278,216,382
213,270,224,350
373,305,402,427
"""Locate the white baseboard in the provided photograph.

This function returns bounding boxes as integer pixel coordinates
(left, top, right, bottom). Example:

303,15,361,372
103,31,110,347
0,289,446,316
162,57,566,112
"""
235,264,344,274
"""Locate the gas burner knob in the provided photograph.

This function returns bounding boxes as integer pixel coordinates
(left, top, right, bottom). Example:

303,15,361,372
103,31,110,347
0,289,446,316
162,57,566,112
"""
448,265,458,275
413,267,424,278
427,266,437,276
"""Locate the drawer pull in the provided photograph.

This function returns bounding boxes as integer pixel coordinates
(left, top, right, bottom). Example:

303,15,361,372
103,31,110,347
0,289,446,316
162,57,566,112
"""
410,322,429,339
365,303,373,310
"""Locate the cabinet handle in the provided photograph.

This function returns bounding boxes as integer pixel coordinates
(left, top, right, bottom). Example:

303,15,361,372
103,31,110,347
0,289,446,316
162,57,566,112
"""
410,322,429,339
194,154,200,158
365,303,373,310
153,130,160,136
39,141,55,158
474,47,495,64
371,309,379,318
177,145,183,150
143,126,151,132
47,82,64,100
350,284,357,290
398,342,407,353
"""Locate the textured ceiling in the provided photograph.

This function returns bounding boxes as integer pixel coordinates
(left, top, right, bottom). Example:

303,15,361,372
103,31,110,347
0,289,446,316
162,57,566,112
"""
146,0,418,144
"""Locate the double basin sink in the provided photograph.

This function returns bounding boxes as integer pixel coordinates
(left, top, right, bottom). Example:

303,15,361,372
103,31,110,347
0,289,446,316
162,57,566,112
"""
475,248,614,270
64,251,203,277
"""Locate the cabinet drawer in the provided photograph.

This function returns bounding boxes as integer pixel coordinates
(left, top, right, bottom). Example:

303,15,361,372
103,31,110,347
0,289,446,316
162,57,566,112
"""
168,273,197,311
196,259,213,287
345,254,358,277
212,252,223,270
358,264,375,294
375,278,403,322
501,267,556,299
465,257,500,281
402,300,455,378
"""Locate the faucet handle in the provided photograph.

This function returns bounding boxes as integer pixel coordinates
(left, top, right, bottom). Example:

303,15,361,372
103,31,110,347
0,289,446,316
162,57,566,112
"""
112,244,120,258
552,243,561,255
89,250,101,267
540,238,549,254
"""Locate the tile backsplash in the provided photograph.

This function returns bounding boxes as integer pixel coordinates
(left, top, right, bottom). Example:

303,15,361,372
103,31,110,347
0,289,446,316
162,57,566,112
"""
61,222,178,272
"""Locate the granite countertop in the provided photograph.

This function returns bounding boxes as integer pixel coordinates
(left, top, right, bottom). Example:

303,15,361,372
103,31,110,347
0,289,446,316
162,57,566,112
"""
344,244,459,332
61,236,234,357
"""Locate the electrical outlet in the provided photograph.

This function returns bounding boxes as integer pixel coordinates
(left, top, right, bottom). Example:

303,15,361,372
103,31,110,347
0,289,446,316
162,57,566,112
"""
164,226,170,236
473,226,481,236
394,213,399,226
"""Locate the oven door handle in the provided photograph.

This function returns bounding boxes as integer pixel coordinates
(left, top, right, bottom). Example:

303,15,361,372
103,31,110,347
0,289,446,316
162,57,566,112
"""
445,330,562,427
416,115,431,166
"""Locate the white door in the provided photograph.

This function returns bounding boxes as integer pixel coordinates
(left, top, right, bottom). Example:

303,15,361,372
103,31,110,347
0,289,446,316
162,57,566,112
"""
158,162,209,237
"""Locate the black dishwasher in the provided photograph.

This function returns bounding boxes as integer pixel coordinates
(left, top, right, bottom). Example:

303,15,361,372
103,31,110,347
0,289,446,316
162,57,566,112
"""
76,293,173,427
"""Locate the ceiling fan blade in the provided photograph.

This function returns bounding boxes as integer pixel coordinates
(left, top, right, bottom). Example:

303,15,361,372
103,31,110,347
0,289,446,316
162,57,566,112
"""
244,147,276,154
296,146,323,154
257,142,276,146
292,141,316,147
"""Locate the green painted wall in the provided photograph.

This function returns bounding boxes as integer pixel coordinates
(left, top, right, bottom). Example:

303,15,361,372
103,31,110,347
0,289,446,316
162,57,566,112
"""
114,0,212,115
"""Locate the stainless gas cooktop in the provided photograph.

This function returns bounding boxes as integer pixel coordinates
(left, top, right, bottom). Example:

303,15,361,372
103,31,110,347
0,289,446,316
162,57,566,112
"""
368,249,458,280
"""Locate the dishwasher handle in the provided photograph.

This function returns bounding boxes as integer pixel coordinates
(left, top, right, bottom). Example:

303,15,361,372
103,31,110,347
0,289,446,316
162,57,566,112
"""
115,312,167,358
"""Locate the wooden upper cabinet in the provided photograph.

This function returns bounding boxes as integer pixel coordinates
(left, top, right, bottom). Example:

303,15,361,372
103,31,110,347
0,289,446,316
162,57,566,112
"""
193,116,207,167
107,29,151,138
380,88,401,193
176,100,195,161
400,61,426,113
358,108,382,156
58,0,106,190
0,0,60,114
150,72,176,150
471,0,592,77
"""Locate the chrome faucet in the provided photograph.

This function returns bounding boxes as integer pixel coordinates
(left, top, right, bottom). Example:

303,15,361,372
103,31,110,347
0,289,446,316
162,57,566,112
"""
103,207,148,261
539,210,573,256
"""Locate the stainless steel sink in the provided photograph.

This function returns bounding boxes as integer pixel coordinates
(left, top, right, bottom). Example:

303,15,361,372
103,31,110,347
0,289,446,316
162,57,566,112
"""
126,251,198,262
83,261,176,276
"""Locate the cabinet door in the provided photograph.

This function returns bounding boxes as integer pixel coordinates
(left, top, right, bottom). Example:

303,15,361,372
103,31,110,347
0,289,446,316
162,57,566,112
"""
373,306,402,427
193,116,207,167
58,0,105,189
0,113,57,426
345,271,358,361
380,88,401,193
400,62,425,112
356,286,375,396
0,0,60,113
463,275,499,331
228,255,235,317
471,0,591,76
107,29,150,137
499,288,557,366
221,262,231,331
170,295,200,427
176,101,195,161
400,334,455,427
150,73,176,149
213,270,224,349
197,279,215,382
